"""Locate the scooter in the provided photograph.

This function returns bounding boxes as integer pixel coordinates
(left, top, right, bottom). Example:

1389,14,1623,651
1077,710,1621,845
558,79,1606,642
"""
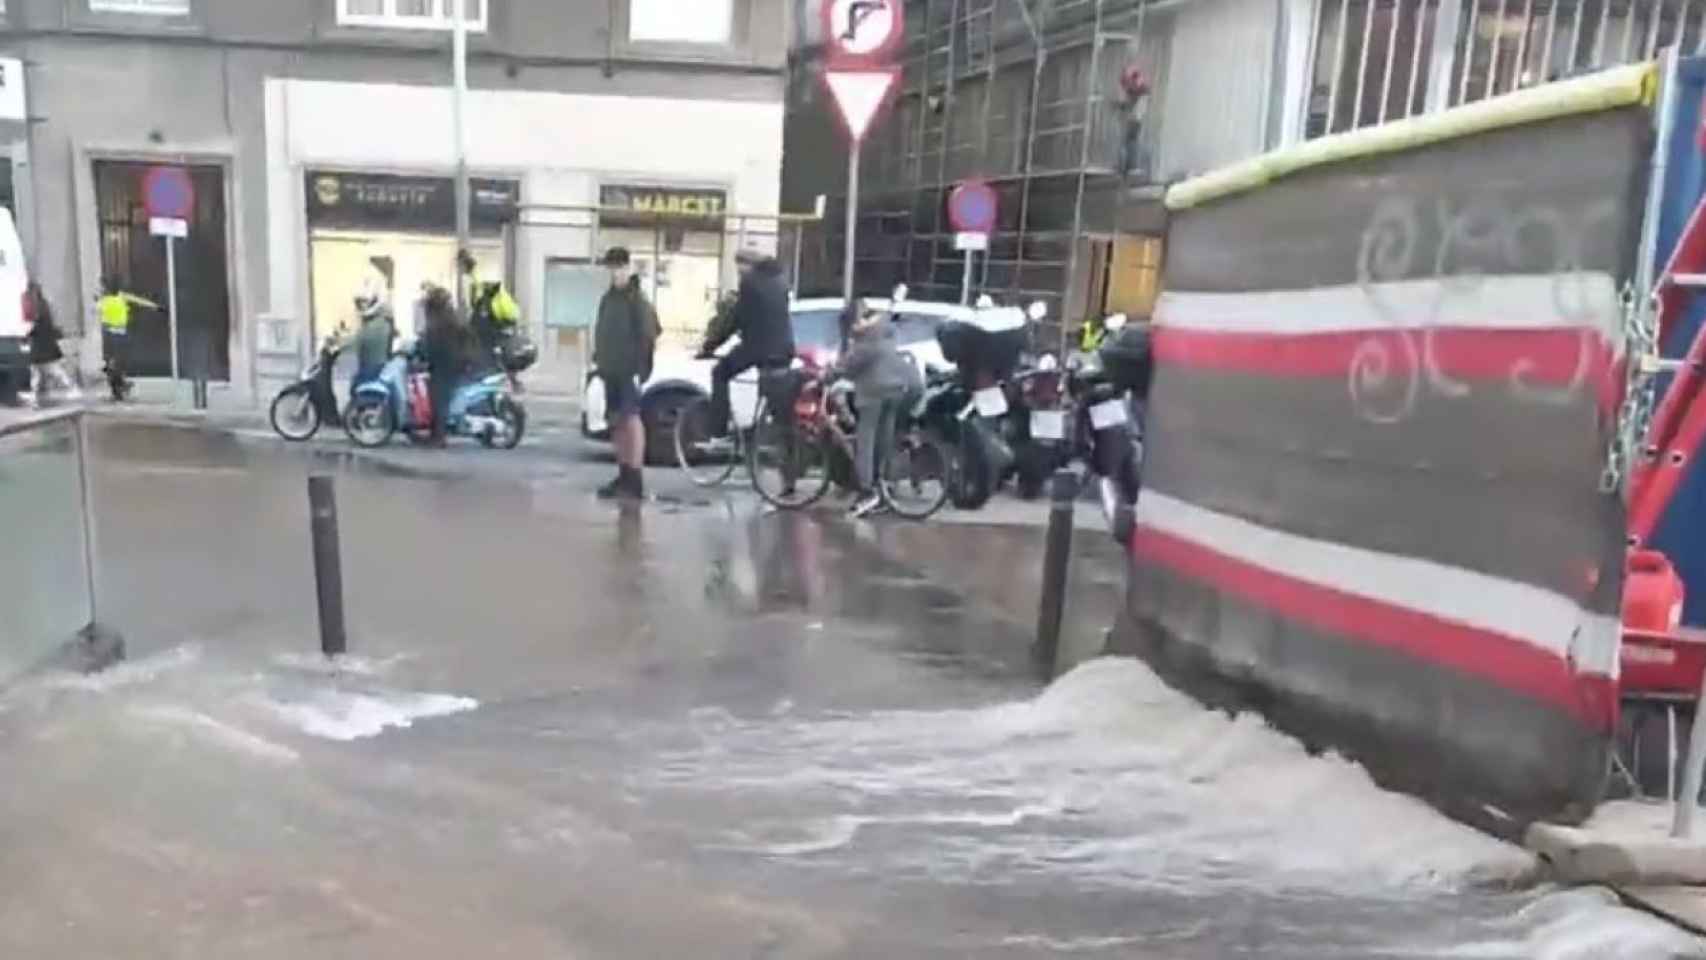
344,346,526,450
269,335,344,441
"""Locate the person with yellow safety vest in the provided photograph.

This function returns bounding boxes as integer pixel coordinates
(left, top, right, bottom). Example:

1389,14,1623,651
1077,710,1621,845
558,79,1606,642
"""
96,276,160,402
458,248,521,362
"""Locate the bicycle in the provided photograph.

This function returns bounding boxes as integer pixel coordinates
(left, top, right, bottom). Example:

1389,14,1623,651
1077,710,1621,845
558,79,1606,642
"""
673,368,768,487
747,364,951,520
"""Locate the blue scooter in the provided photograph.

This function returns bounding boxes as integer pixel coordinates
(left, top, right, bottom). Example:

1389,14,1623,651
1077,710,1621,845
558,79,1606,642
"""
344,347,527,450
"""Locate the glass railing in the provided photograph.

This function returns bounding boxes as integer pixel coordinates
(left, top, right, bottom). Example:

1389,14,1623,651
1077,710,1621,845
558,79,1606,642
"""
0,409,106,682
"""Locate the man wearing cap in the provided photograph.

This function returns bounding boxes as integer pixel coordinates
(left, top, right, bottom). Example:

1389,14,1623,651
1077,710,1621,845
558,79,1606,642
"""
593,247,661,499
698,248,794,438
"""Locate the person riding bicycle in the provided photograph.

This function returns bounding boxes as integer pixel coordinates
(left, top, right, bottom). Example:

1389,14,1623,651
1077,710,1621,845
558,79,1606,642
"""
840,306,922,518
699,248,794,438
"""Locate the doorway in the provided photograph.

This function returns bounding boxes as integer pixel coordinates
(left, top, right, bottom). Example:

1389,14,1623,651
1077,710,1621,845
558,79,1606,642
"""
93,160,232,380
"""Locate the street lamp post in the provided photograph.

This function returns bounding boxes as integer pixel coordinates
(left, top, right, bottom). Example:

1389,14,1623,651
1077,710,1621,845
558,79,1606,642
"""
451,0,471,318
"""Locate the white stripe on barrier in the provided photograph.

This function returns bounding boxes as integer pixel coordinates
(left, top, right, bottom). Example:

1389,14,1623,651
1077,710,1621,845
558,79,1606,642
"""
1156,273,1621,342
1135,490,1620,677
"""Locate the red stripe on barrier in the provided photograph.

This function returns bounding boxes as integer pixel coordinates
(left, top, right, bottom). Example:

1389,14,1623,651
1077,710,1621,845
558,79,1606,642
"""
1152,327,1620,410
1131,523,1613,731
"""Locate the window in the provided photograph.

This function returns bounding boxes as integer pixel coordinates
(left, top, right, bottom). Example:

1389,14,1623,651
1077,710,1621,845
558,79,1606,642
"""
90,0,190,13
629,0,732,44
338,0,486,31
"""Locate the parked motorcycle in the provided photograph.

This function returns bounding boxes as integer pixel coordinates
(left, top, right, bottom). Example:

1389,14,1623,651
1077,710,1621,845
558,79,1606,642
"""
1008,353,1069,500
1063,313,1152,541
344,345,527,450
269,334,345,442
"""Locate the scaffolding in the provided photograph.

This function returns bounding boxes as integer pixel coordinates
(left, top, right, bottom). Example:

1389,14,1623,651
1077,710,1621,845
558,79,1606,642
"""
800,0,1158,345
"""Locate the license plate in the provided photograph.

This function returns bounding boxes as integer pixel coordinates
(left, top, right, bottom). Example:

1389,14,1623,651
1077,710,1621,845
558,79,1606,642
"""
973,386,1009,418
1031,410,1066,440
1089,398,1129,430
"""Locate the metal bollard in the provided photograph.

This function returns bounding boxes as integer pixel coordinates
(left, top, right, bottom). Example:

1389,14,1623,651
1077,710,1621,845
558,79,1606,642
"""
308,475,348,658
1033,468,1079,673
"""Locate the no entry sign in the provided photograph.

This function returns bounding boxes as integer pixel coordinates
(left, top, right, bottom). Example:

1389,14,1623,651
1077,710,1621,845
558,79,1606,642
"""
142,165,195,221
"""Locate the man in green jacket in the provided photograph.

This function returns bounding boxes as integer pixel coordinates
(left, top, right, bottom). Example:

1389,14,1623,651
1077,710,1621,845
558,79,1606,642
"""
593,247,660,500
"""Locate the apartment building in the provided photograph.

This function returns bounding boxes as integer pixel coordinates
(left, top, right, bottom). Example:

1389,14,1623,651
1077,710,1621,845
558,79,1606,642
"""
783,0,1682,340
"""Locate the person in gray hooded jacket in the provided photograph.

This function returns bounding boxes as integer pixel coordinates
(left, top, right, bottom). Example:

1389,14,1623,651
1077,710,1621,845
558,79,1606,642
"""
840,307,923,517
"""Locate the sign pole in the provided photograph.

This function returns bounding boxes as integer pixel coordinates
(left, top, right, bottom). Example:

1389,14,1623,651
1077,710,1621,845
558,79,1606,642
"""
961,249,974,305
165,236,180,382
452,0,471,318
842,141,861,305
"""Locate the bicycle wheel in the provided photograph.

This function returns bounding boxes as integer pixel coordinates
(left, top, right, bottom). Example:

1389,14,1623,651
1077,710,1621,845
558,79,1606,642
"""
673,395,740,487
881,427,952,520
747,397,832,509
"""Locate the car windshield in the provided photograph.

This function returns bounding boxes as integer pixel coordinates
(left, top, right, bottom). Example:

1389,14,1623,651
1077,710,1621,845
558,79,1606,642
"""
790,308,844,351
891,311,944,347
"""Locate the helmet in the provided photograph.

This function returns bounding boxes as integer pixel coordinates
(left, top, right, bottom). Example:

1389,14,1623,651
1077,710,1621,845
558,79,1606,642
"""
355,292,383,321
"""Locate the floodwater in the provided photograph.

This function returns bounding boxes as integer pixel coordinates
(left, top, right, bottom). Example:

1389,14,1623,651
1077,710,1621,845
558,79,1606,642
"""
0,421,1700,958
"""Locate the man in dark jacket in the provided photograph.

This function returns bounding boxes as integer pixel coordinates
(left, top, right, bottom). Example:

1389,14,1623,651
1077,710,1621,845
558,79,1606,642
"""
593,247,661,499
699,249,794,437
419,285,465,447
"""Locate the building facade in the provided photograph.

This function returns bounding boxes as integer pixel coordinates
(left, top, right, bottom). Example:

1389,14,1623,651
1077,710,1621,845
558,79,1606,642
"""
784,0,1686,344
1,0,792,401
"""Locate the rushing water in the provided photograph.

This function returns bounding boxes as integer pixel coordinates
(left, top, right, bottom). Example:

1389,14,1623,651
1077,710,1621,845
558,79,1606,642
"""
0,421,1699,957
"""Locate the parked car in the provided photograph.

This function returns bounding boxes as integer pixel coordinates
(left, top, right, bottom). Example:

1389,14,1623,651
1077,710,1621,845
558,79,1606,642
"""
0,209,30,404
582,295,985,464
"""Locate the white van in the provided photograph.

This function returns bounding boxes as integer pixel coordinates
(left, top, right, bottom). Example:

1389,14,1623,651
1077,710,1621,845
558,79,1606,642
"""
0,208,28,397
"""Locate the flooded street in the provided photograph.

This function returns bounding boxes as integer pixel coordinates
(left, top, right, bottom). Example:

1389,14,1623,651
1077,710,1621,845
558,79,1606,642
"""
0,422,1699,958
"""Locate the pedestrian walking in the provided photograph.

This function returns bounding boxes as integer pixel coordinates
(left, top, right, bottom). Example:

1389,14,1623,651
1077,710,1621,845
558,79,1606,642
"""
24,283,70,407
593,247,660,500
95,276,159,402
842,307,921,518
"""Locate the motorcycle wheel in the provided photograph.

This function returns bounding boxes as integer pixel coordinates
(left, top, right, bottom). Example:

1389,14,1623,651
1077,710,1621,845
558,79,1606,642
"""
481,397,526,450
344,394,397,449
270,386,321,442
950,428,995,510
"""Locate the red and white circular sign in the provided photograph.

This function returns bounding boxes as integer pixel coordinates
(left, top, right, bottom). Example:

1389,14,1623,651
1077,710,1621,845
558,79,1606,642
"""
823,0,904,63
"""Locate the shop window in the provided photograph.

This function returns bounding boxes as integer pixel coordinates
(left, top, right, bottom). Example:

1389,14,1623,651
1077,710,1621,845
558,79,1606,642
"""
89,0,189,13
338,0,486,31
629,0,732,44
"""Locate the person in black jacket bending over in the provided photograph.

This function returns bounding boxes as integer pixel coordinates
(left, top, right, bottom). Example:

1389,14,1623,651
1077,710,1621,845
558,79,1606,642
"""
699,248,795,438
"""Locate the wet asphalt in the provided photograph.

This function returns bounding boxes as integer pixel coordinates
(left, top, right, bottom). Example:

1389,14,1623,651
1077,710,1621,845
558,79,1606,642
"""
0,420,1702,958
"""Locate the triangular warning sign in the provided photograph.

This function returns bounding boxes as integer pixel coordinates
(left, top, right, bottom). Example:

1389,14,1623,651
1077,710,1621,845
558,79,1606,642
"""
825,69,898,143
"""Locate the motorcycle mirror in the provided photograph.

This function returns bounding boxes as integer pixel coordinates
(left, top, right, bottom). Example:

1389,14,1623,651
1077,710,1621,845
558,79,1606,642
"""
1026,301,1048,322
1037,353,1059,372
975,294,996,309
1104,313,1129,332
892,283,910,303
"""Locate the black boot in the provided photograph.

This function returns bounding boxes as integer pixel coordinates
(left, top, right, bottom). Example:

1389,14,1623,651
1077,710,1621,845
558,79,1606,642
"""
596,473,624,499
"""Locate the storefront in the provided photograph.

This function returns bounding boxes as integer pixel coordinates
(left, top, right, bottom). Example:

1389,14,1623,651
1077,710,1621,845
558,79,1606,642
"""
305,170,520,342
597,183,732,351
